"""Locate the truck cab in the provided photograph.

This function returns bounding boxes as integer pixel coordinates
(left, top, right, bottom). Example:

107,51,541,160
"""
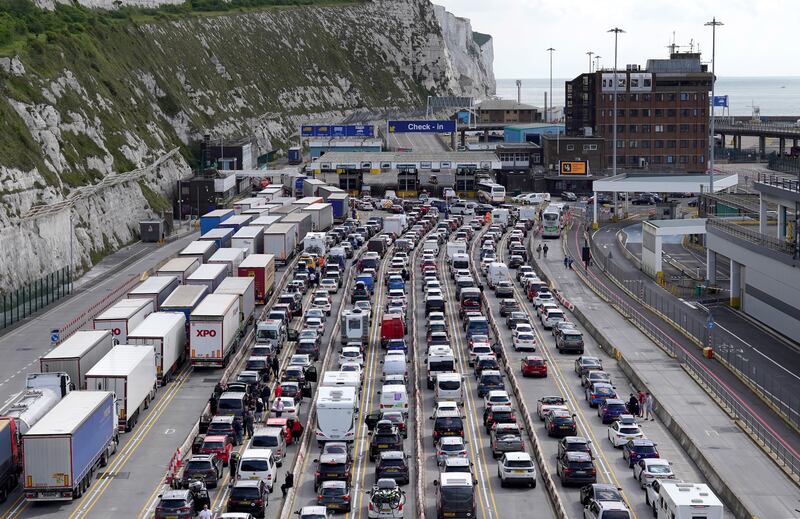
256,319,287,349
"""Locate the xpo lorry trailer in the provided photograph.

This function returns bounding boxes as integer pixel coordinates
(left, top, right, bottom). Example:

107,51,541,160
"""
190,294,240,368
22,391,118,502
237,254,276,304
40,330,114,390
127,312,187,385
85,346,156,432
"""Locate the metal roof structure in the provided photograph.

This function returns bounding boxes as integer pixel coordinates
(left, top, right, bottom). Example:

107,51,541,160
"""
593,173,738,193
307,151,501,171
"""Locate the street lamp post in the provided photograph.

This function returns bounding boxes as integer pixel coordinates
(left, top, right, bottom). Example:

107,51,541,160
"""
547,48,556,123
587,51,594,73
608,28,625,180
705,17,723,194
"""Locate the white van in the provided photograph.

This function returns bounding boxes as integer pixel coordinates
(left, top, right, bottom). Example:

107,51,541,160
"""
423,239,440,254
249,427,287,466
379,384,409,414
655,481,723,519
237,448,277,492
487,262,510,289
435,373,464,404
382,353,408,382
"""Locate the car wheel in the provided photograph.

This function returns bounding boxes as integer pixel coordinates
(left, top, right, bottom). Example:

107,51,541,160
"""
531,480,536,489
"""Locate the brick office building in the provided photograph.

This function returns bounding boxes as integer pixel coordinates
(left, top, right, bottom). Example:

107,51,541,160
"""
476,99,542,124
565,52,712,173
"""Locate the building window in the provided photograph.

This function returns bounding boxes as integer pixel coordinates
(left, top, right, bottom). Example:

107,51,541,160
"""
617,94,626,101
643,93,652,101
532,154,541,163
680,155,689,163
652,156,662,164
667,93,676,101
655,140,665,149
629,125,638,133
582,144,598,151
642,124,652,133
630,94,640,102
630,109,639,117
667,140,676,148
640,140,651,149
666,155,674,163
617,124,625,133
680,109,690,117
655,109,664,117
680,140,689,148
667,109,677,117
617,140,625,148
680,92,690,101
656,93,665,102
566,144,575,151
629,140,638,148
666,124,676,132
601,109,605,117
655,125,664,133
680,124,690,133
643,78,652,88
700,154,705,163
642,109,652,117
617,109,625,117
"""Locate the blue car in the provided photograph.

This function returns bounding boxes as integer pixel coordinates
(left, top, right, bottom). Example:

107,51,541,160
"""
585,382,617,408
622,439,659,467
387,275,405,292
597,398,627,424
477,370,504,397
356,274,374,294
386,339,408,355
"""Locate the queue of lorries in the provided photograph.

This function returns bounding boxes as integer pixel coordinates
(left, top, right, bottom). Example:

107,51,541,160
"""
0,180,356,507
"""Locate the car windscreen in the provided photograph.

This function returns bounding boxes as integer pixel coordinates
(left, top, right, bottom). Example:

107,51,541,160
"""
186,461,211,471
257,329,278,340
429,359,455,372
634,445,658,455
207,423,232,434
505,460,533,468
218,399,243,412
648,464,671,474
619,427,639,435
320,485,346,496
159,499,188,509
379,458,405,467
480,374,502,385
440,486,474,510
601,512,631,519
435,417,463,429
231,486,261,499
319,462,347,474
239,459,269,472
202,441,224,450
438,380,461,390
252,435,279,448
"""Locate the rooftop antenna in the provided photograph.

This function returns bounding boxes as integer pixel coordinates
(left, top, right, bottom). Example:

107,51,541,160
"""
516,80,522,104
689,38,694,52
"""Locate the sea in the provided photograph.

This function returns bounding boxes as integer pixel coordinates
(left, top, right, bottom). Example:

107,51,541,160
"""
496,77,800,117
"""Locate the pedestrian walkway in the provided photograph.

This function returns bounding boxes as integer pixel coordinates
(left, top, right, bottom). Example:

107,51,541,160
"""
531,231,800,519
0,229,199,400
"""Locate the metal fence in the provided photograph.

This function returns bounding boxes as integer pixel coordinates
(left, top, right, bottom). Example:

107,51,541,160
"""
768,156,800,175
575,216,800,480
1,267,72,330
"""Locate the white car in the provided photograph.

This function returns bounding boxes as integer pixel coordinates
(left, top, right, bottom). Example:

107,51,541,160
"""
633,458,675,488
306,308,327,323
312,296,332,316
484,390,512,410
320,278,339,294
434,400,460,417
513,332,537,351
533,292,555,308
468,342,493,365
536,396,568,420
354,300,372,317
269,396,299,420
339,346,364,367
289,354,312,369
435,436,468,466
607,415,645,447
425,280,442,292
512,324,534,338
428,312,446,323
304,317,325,334
540,308,565,329
497,452,536,488
339,362,363,382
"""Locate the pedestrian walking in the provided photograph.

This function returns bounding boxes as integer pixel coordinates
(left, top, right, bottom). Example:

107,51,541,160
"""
198,505,213,519
271,356,280,379
274,383,283,399
638,390,646,418
244,409,254,438
564,256,570,269
229,452,240,481
542,243,549,258
645,392,655,421
233,418,243,445
291,418,303,442
208,395,218,416
274,397,285,418
261,384,271,404
281,472,294,497
536,243,542,259
627,394,639,416
568,257,574,270
255,397,264,423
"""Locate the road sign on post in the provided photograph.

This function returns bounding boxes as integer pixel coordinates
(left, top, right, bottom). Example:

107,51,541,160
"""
50,329,60,345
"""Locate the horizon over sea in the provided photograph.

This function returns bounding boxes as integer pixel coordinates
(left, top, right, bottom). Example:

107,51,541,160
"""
495,77,800,117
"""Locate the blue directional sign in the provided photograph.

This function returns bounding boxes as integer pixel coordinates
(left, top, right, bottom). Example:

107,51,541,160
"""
706,315,715,330
301,125,374,138
50,329,60,344
388,120,456,134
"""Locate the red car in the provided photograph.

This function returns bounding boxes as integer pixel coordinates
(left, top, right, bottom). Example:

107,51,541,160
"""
199,434,233,466
267,417,293,445
521,356,548,377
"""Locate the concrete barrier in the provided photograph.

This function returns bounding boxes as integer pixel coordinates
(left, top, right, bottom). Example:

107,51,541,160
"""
409,248,427,519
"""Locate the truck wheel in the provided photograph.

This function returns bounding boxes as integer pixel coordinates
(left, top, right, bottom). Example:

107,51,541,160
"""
0,488,7,503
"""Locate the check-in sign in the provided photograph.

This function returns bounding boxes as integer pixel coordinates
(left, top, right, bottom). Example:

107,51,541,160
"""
388,120,456,133
560,161,588,175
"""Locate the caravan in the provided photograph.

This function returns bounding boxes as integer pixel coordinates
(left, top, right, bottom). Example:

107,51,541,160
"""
654,482,723,519
316,386,357,444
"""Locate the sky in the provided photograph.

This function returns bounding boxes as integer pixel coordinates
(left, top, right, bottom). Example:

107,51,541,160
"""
434,0,794,79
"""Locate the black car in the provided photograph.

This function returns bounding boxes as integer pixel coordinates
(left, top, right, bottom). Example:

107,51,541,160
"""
473,356,500,379
351,283,370,304
375,450,411,485
507,255,524,269
181,455,221,489
506,311,529,330
155,489,197,519
561,191,578,202
544,410,578,438
558,436,592,458
314,453,352,490
369,421,404,462
498,298,519,317
432,410,464,444
364,410,408,439
557,451,597,486
579,483,623,506
317,480,352,512
227,480,268,518
206,416,237,446
426,296,446,313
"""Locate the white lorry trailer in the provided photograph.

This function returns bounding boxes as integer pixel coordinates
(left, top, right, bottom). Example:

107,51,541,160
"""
189,294,240,368
85,346,156,432
302,202,334,231
315,386,357,444
156,257,200,283
127,312,187,385
92,298,154,344
215,277,256,330
263,223,297,264
126,276,180,311
208,247,247,277
179,240,217,264
22,391,118,501
231,226,265,255
40,330,114,391
185,263,228,292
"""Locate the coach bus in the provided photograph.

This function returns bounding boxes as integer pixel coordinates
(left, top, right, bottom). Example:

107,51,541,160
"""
477,180,505,204
541,206,562,238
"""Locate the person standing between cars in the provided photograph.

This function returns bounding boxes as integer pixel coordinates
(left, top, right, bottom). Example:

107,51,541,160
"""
274,397,285,418
536,243,542,259
281,471,294,497
564,256,569,269
229,452,240,483
638,390,646,418
198,505,212,519
271,356,280,380
233,418,243,445
255,397,264,423
291,418,303,442
274,383,283,399
244,409,254,439
645,392,655,421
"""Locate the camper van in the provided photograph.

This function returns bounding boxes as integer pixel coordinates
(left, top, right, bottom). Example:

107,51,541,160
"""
654,482,723,519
